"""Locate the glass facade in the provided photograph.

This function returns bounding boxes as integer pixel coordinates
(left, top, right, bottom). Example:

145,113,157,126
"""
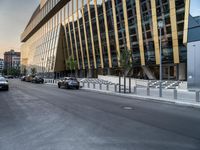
21,0,188,79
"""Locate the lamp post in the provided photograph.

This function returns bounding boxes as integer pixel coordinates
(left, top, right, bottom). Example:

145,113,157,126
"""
42,58,44,78
158,20,164,97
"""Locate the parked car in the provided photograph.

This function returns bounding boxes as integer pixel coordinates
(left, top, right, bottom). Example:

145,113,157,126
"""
25,75,35,82
31,76,44,84
58,77,80,89
7,75,14,79
21,76,26,81
0,77,9,91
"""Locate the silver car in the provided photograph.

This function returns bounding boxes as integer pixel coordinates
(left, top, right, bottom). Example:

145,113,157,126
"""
0,77,9,91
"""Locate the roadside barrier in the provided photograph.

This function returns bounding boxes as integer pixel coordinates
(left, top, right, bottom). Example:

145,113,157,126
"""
44,78,200,104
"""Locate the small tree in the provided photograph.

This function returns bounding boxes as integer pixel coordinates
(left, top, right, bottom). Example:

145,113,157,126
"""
23,68,27,76
119,49,133,77
31,68,37,75
118,49,133,93
66,56,77,77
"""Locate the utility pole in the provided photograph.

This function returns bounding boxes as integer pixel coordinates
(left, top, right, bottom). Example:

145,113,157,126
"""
158,20,164,97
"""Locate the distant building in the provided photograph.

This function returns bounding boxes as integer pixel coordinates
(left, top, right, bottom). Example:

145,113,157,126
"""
4,50,21,72
0,58,4,73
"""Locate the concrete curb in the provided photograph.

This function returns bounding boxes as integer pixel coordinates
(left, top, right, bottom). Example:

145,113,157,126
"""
81,88,200,109
45,83,200,109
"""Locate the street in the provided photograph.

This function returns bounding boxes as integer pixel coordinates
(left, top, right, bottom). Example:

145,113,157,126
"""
0,80,200,150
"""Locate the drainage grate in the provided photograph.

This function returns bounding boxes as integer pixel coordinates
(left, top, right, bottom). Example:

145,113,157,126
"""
122,106,134,110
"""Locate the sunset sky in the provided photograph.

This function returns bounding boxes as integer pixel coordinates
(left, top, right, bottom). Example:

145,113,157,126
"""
0,0,39,58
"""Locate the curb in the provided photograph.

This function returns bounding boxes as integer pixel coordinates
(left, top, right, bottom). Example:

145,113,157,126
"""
81,88,200,109
44,83,200,109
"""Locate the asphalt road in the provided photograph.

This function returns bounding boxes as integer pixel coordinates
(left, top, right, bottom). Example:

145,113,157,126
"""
0,79,200,150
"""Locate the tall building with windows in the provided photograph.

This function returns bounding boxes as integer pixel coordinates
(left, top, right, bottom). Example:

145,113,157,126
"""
0,58,4,74
21,0,191,80
4,50,21,71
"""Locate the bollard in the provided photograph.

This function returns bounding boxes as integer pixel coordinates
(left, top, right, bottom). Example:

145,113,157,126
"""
134,86,137,94
100,84,102,90
174,89,177,100
129,78,131,93
107,84,109,91
93,83,95,89
115,84,117,92
124,77,126,93
83,82,85,87
147,87,150,96
119,76,121,93
196,91,200,102
88,82,90,88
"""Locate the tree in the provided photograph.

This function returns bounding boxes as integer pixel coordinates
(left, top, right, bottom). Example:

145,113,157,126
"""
119,49,133,77
66,56,77,77
118,49,133,93
31,68,37,75
23,68,27,76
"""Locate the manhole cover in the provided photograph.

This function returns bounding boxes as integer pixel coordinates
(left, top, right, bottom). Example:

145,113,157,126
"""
122,106,134,110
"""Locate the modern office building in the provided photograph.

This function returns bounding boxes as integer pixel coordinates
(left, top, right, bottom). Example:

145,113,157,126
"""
21,0,192,80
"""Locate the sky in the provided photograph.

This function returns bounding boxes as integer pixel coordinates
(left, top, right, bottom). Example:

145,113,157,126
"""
190,0,200,17
0,0,39,58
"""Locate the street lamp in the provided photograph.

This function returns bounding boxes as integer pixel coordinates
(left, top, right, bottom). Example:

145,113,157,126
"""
42,58,44,78
158,20,164,97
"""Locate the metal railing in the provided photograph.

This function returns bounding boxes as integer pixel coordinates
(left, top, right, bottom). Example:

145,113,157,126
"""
44,78,200,103
79,80,200,103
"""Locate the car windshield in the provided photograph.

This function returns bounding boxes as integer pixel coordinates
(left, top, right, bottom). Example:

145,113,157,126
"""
64,77,77,81
69,78,77,81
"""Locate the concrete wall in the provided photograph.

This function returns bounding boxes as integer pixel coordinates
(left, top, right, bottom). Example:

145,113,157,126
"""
187,41,200,90
98,75,149,87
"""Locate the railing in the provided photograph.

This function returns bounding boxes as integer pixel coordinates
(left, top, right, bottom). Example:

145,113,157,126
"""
44,78,200,103
79,80,200,103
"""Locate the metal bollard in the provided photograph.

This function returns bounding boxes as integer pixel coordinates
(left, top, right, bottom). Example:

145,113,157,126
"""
129,78,131,93
196,91,200,102
134,86,137,94
93,83,95,89
147,87,150,96
100,84,102,90
88,82,90,88
115,84,117,92
124,77,126,93
174,89,177,100
119,76,121,93
107,84,109,91
83,82,85,87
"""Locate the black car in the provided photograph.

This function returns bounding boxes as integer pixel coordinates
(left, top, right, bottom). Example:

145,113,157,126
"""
7,75,14,79
31,76,44,84
58,77,80,89
0,77,9,91
21,76,26,81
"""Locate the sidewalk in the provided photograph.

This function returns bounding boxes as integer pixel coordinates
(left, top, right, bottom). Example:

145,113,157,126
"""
44,79,200,109
81,86,200,109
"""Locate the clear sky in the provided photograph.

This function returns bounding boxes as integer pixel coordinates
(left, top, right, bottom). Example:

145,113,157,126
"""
0,0,39,58
190,0,200,17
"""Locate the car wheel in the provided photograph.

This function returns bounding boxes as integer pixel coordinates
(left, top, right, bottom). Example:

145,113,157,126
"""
58,84,61,88
64,83,69,89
